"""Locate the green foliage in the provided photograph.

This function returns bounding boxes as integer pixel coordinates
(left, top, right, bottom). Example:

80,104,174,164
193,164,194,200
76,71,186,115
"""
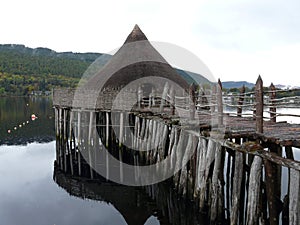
0,72,79,96
0,44,102,96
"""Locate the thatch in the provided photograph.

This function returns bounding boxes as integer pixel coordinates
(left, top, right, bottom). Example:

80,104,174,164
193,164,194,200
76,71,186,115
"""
83,24,189,91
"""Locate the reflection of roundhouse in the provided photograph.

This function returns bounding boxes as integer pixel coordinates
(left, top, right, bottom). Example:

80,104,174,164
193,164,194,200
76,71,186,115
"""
53,165,166,225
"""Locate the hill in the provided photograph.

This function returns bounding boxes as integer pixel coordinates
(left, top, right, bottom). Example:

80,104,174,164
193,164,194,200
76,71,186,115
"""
222,81,255,89
0,44,211,96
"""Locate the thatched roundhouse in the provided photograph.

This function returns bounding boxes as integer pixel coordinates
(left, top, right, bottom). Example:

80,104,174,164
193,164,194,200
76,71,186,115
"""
53,25,191,110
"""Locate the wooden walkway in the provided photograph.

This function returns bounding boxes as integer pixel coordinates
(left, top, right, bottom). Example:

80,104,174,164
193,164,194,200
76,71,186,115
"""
53,76,300,225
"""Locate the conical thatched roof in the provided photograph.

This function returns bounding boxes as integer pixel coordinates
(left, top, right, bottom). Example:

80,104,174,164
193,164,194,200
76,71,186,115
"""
124,24,148,44
84,24,189,90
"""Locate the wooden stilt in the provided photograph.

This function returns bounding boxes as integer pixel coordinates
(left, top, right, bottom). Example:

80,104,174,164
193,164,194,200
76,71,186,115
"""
77,111,81,176
69,110,74,175
210,142,222,223
289,168,300,225
231,151,244,225
246,156,262,225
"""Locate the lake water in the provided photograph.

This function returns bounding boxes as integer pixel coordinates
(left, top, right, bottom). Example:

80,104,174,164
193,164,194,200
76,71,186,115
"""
0,97,204,225
1,97,299,225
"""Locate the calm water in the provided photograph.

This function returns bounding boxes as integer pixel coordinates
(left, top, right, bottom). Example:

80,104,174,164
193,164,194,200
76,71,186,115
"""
0,97,202,225
1,97,299,225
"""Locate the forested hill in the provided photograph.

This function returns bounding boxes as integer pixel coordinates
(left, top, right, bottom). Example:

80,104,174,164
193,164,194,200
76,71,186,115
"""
0,44,212,96
0,44,102,78
0,44,103,95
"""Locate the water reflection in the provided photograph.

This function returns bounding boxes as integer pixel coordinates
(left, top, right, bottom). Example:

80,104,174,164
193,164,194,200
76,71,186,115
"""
0,97,54,145
0,142,147,225
53,160,208,225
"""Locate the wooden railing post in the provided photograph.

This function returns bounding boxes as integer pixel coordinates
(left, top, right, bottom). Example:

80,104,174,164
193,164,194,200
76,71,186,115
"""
160,82,169,112
170,85,175,115
217,79,223,126
138,85,143,109
269,83,276,122
255,75,263,133
211,85,216,113
237,85,245,117
189,83,196,120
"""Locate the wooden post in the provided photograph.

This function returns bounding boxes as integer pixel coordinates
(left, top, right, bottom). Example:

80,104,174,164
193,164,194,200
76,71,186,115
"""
119,112,124,147
88,111,94,179
105,112,109,148
237,85,245,117
255,75,263,133
210,142,223,223
55,107,60,163
217,79,223,126
59,108,63,170
151,87,156,107
138,85,143,109
170,85,175,115
289,169,300,225
69,110,74,175
189,83,196,120
269,83,276,122
211,85,216,113
63,109,67,172
231,151,244,225
160,82,169,112
264,144,282,225
246,156,263,225
77,111,81,176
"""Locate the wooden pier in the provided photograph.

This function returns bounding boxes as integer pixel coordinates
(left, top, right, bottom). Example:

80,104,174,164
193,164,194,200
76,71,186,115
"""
53,25,300,225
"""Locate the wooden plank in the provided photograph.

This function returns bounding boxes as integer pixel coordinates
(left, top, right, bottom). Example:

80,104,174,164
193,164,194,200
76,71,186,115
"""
210,142,223,223
289,168,300,225
178,133,194,196
231,151,244,225
246,156,262,225
264,144,282,225
199,138,215,210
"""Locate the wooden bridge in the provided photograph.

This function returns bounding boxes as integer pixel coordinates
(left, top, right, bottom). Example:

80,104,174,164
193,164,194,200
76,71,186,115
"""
52,25,300,225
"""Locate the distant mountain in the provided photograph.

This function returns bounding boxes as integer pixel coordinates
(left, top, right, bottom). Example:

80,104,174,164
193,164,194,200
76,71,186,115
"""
0,44,102,63
222,81,255,89
275,84,300,90
175,68,212,85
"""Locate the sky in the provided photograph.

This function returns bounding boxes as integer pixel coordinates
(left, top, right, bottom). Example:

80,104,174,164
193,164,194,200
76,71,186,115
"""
1,0,300,85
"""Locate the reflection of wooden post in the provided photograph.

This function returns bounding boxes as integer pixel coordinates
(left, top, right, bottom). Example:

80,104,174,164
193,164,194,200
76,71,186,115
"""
255,75,263,133
217,79,223,126
237,85,245,117
189,83,196,120
269,83,276,122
